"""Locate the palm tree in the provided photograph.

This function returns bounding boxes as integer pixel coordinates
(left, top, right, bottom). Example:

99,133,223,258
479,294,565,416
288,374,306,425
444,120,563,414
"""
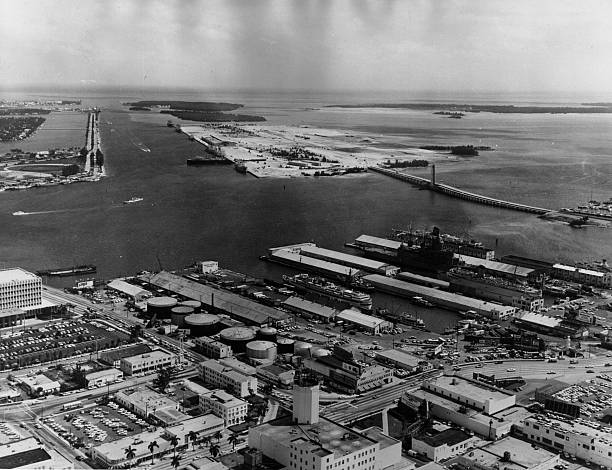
147,440,159,463
228,434,239,450
209,443,220,458
171,453,181,470
187,430,198,450
124,445,136,469
213,430,222,442
201,435,211,448
169,435,179,456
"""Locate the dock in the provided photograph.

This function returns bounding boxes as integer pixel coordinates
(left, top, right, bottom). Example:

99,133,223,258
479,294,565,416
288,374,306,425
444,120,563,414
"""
369,166,551,215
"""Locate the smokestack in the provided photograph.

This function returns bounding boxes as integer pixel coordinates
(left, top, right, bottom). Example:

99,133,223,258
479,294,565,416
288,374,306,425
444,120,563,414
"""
431,164,436,186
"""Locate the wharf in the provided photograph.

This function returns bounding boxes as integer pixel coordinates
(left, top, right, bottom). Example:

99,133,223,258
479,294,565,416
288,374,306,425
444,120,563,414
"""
369,166,551,215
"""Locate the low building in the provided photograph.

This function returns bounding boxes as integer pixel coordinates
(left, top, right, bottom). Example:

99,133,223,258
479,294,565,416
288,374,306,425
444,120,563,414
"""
106,279,150,302
282,296,338,323
411,427,478,462
18,374,60,397
219,357,256,376
257,364,295,387
99,343,152,368
552,263,612,287
85,368,123,388
0,437,73,470
194,336,233,359
115,386,179,419
375,349,432,373
0,382,21,403
457,436,560,470
199,389,248,426
119,349,177,376
164,414,225,447
93,429,170,467
198,359,258,398
519,414,612,469
336,309,392,334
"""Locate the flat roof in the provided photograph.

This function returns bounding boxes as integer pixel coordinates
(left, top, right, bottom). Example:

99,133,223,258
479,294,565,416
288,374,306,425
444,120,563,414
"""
0,448,51,468
429,375,512,404
515,311,562,328
355,235,402,251
202,389,246,406
375,349,423,368
85,368,121,380
299,245,397,271
467,436,558,469
283,296,338,319
100,343,152,363
397,271,449,288
116,386,177,410
94,429,169,462
166,414,224,437
141,271,288,325
337,309,385,328
219,357,256,375
364,274,515,314
553,263,606,277
415,427,472,447
201,359,251,383
122,349,174,364
107,279,149,297
270,250,364,277
457,255,535,277
0,308,24,319
0,268,39,284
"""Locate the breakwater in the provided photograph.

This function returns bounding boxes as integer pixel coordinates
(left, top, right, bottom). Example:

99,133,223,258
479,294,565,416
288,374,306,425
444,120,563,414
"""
369,166,551,215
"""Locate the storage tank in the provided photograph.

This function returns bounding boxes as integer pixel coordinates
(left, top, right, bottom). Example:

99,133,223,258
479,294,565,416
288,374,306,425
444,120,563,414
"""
171,306,194,328
185,313,220,337
257,327,278,342
180,300,202,313
246,341,277,361
276,337,295,354
294,341,312,357
219,327,257,353
147,296,178,319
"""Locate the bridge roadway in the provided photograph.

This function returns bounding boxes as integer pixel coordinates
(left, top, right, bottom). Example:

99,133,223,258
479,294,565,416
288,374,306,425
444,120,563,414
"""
369,166,551,215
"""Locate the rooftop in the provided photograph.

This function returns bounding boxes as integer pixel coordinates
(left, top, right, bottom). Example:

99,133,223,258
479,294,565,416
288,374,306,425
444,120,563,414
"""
375,349,424,368
355,235,402,251
122,349,174,364
93,429,169,462
299,245,397,271
463,436,559,469
269,250,364,277
116,386,177,411
154,407,190,424
0,268,39,284
415,427,472,448
283,296,338,319
202,389,246,406
427,375,513,404
166,414,224,438
107,279,149,297
553,263,607,277
201,359,252,383
337,309,386,328
515,311,562,328
219,357,256,375
100,343,152,364
457,255,535,278
85,368,121,380
141,271,288,325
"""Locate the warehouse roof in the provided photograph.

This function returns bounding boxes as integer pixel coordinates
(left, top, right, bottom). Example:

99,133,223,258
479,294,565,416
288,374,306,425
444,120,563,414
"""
269,250,364,277
553,264,607,277
355,235,402,251
337,309,386,329
107,279,149,298
416,428,472,448
375,349,424,369
299,245,397,272
457,255,535,278
283,296,338,319
515,311,562,328
99,344,152,364
141,271,288,325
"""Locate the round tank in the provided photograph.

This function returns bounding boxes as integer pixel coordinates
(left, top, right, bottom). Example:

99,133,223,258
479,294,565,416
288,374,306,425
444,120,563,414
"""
171,306,194,328
147,296,178,319
257,327,278,342
185,313,220,337
219,327,257,353
180,300,202,313
294,341,312,357
311,348,331,358
246,340,277,361
276,337,295,354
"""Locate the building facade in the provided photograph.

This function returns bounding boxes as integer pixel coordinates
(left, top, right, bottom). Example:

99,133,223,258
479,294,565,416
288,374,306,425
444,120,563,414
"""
0,268,42,311
119,350,177,376
199,389,248,426
198,359,257,398
194,336,233,359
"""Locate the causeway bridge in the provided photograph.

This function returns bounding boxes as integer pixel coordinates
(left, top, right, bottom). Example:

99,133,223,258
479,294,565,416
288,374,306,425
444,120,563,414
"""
369,166,551,215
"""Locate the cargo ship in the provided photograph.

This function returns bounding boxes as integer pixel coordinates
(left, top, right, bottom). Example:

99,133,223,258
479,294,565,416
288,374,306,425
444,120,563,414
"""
37,264,97,277
123,197,144,204
187,155,230,165
283,273,372,310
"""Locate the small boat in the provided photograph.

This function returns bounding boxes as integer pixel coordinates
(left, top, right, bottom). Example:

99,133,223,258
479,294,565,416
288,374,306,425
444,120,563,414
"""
12,211,27,216
123,197,144,204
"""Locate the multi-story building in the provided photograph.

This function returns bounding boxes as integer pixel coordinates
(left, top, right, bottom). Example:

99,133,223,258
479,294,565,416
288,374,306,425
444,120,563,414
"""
85,368,123,388
249,383,402,470
304,345,393,393
119,349,177,376
0,268,42,311
115,386,179,420
197,359,257,398
199,389,248,426
194,336,233,359
411,427,478,462
552,264,612,288
520,415,612,469
18,374,60,397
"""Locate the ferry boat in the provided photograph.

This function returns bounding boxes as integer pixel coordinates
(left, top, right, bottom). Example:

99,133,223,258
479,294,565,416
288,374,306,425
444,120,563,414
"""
123,197,144,204
411,296,434,308
283,273,372,310
37,264,97,277
12,211,27,216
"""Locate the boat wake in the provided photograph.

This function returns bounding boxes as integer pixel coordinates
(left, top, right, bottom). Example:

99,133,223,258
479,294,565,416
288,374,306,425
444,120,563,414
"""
12,209,79,216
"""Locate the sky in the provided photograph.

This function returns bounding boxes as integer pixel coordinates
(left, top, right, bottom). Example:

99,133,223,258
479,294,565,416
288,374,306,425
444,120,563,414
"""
1,0,612,94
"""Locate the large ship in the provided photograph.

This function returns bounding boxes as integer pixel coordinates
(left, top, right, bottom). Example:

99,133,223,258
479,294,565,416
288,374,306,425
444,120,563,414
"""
123,196,144,204
282,273,373,310
186,155,230,165
37,264,97,277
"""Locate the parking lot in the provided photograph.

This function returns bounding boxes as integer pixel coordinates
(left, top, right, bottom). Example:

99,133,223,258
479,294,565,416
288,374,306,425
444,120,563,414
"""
0,422,23,444
44,400,149,447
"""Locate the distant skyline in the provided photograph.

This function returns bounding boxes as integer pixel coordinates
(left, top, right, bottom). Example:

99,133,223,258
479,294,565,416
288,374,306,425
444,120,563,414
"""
2,0,612,95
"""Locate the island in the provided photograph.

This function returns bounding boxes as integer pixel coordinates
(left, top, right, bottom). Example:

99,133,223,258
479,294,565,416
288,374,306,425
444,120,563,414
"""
124,100,266,122
160,110,266,122
128,106,151,111
327,102,612,114
0,116,45,142
382,158,429,168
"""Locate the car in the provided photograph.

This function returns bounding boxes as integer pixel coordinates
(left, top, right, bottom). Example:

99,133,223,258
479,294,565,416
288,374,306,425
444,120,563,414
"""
547,371,556,374
506,368,516,372
587,369,595,373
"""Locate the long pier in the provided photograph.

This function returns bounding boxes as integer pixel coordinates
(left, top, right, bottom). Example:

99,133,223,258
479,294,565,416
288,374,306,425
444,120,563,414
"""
369,166,551,215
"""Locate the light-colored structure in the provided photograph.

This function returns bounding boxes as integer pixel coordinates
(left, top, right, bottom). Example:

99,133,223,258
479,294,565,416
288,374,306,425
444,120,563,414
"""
194,336,233,359
115,386,178,419
552,263,612,287
99,343,152,368
257,364,296,387
423,375,515,415
293,383,320,424
457,436,560,470
0,437,73,470
107,279,149,301
283,296,338,323
219,356,256,375
199,389,248,426
411,427,478,462
457,255,538,281
375,349,431,373
85,368,123,388
0,268,42,311
165,414,224,446
18,374,60,396
520,415,612,469
119,349,177,376
297,244,400,276
93,429,169,467
336,309,392,334
198,359,258,398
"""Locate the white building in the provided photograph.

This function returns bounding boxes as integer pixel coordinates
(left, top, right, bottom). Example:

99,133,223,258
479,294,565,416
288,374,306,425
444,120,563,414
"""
93,429,170,467
195,336,233,359
164,414,224,446
198,359,258,398
119,349,177,376
0,268,42,311
411,427,478,462
0,437,74,470
85,368,123,388
375,349,432,373
18,374,60,396
520,415,612,469
199,389,248,426
552,264,612,287
107,279,150,302
115,386,178,419
336,309,392,334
